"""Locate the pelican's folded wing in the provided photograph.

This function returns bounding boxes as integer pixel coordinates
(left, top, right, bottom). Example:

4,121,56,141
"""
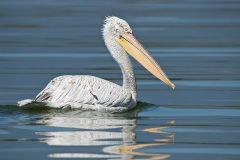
35,75,134,108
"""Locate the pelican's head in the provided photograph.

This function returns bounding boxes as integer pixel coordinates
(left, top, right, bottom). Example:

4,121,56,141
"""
102,16,175,89
102,16,132,37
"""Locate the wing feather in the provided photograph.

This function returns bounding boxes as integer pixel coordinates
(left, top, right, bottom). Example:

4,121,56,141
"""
35,75,133,108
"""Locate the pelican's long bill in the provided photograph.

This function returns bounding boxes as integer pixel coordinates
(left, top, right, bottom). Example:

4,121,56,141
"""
116,32,175,89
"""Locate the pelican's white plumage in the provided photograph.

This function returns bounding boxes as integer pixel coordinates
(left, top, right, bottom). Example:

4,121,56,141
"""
17,16,175,113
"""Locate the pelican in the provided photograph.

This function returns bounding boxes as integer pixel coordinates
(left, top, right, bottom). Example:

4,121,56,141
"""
17,16,175,113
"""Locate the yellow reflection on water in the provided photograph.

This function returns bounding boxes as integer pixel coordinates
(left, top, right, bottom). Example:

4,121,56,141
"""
144,127,175,143
110,126,175,159
110,144,170,160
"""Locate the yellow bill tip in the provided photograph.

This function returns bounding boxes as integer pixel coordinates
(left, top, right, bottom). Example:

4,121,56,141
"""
171,84,175,90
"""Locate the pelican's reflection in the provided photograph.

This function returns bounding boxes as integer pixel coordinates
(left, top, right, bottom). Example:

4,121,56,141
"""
33,104,173,159
36,116,136,146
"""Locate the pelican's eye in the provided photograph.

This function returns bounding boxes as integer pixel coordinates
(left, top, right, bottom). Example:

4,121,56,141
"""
114,25,121,32
124,27,128,32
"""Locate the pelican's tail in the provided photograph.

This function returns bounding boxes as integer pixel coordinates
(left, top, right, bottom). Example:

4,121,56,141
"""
17,99,34,106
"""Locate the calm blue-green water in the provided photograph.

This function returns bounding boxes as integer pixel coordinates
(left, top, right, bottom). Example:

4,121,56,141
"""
1,0,240,159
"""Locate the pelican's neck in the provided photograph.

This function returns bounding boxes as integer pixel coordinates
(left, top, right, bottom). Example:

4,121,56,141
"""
103,34,137,100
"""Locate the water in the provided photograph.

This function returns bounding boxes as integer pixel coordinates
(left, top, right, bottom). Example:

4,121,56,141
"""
0,0,240,159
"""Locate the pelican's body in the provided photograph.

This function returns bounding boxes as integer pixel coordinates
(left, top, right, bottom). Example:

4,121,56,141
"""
18,16,175,113
33,75,136,113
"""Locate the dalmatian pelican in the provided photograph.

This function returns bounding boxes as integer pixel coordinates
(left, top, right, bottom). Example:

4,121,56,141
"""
17,16,175,113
